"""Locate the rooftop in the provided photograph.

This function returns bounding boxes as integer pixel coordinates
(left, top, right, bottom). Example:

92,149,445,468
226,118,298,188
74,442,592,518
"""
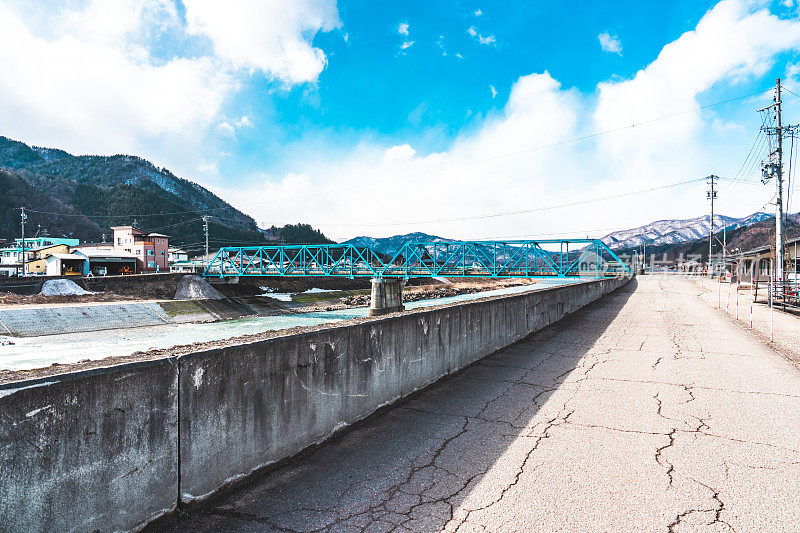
74,248,137,259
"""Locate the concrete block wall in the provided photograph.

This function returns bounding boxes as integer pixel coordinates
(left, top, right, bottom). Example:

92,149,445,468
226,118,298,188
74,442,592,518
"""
0,275,630,531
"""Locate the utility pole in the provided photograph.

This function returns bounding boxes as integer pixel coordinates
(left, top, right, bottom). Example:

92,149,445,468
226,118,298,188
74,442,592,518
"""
20,207,26,277
776,79,785,281
707,174,718,276
202,215,211,264
759,78,799,281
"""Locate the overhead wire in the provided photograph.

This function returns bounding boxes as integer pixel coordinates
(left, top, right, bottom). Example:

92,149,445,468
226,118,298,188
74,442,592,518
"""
258,88,774,204
321,177,708,228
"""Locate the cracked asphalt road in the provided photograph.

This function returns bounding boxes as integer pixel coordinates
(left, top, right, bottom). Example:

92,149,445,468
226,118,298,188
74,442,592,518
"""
161,277,800,532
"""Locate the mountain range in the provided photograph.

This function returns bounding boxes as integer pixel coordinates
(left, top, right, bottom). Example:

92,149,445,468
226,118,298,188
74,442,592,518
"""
344,232,453,256
0,136,268,252
599,212,773,250
343,211,793,260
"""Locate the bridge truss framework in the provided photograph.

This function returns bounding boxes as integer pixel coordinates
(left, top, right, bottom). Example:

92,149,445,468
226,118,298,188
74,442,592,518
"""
202,239,631,279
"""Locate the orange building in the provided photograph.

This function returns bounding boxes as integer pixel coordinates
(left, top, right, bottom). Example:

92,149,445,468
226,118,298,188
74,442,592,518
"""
111,226,170,272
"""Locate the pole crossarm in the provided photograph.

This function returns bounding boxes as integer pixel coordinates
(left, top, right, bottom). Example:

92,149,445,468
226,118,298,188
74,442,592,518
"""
202,239,631,279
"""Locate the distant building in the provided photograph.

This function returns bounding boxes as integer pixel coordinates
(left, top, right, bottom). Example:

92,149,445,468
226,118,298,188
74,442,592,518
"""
169,259,204,274
25,244,74,275
72,248,138,276
0,237,79,276
111,226,169,272
262,228,280,242
167,247,189,264
46,253,86,276
169,252,219,274
736,236,800,281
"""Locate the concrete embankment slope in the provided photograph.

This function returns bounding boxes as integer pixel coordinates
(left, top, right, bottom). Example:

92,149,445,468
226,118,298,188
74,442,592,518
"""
0,275,630,532
0,298,256,336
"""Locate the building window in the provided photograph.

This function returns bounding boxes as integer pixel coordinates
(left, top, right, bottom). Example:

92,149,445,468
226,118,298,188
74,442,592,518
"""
148,261,155,268
147,249,154,256
117,238,121,245
160,250,165,255
136,250,141,255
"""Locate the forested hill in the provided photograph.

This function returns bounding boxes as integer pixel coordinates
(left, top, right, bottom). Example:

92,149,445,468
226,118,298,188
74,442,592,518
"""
0,136,269,252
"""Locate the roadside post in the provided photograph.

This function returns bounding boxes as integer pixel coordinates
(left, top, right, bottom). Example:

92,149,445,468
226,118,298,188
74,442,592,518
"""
770,260,774,342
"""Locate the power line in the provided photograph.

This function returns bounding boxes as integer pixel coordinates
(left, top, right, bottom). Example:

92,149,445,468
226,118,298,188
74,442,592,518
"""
24,205,239,219
323,176,708,228
262,88,774,203
782,85,800,98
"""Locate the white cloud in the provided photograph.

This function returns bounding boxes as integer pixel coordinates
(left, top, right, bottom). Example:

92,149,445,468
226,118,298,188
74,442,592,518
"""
490,85,498,98
467,25,496,46
184,0,339,85
0,0,338,178
217,115,254,138
398,22,409,36
0,1,232,159
598,31,622,55
474,9,483,16
437,35,449,56
401,40,415,50
222,0,800,242
197,160,219,174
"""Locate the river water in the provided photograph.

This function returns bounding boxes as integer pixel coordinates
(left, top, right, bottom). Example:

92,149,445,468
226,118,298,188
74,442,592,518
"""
0,279,581,371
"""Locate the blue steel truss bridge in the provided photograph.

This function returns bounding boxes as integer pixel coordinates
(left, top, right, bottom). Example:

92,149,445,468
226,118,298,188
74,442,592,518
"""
202,239,631,279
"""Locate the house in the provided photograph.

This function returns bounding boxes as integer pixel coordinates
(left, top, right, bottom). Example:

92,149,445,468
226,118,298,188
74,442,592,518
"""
167,247,189,264
169,259,205,274
0,237,79,277
73,248,138,276
111,226,169,272
25,243,74,275
169,253,215,274
736,236,800,280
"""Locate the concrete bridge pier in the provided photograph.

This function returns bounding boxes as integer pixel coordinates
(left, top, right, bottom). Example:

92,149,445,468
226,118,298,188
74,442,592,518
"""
368,277,404,316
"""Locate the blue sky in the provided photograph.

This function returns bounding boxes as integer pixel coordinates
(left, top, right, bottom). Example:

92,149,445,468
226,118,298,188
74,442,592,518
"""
2,0,800,240
229,0,721,174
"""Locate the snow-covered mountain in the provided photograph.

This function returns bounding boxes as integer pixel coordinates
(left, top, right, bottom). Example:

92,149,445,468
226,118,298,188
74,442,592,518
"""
343,232,453,256
601,212,772,250
342,212,774,257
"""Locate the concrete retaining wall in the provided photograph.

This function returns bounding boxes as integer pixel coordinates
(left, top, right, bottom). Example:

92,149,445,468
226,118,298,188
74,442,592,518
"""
0,275,630,531
178,275,629,500
0,359,178,533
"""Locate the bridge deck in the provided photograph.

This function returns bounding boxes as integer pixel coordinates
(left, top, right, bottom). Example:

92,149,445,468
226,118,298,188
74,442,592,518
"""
159,277,800,531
